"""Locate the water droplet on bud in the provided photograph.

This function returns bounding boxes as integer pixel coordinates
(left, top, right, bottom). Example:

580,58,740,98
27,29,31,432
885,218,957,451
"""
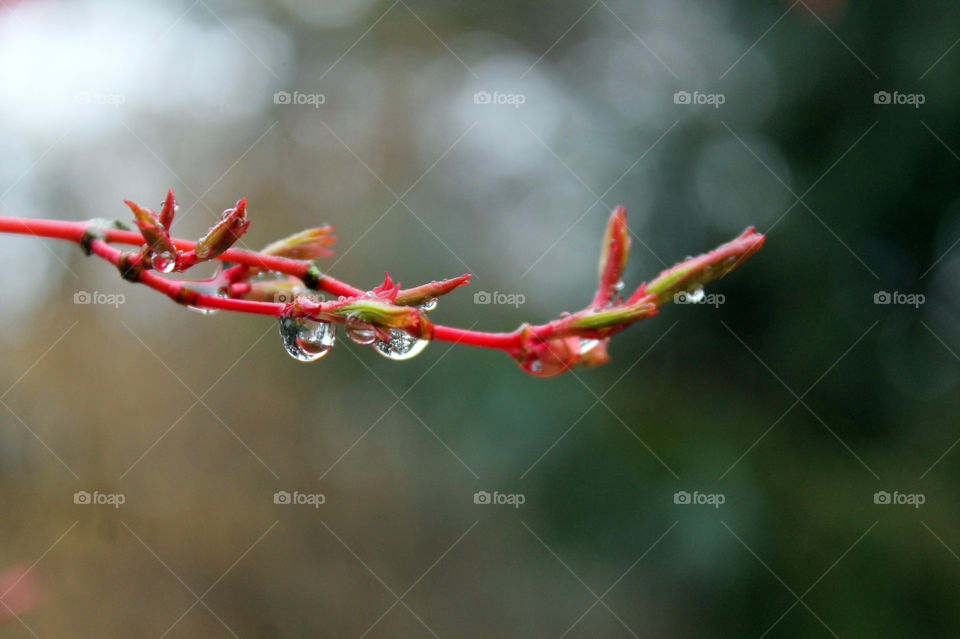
187,290,227,316
373,328,429,361
278,316,335,362
687,287,705,303
345,317,377,345
517,336,581,377
253,270,283,282
421,298,438,312
152,250,176,273
579,338,600,355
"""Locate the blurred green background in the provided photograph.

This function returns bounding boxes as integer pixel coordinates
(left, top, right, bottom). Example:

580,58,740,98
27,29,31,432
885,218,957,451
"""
1,0,959,636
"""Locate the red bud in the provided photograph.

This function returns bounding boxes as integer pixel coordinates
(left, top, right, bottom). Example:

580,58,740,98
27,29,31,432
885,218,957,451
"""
195,199,250,261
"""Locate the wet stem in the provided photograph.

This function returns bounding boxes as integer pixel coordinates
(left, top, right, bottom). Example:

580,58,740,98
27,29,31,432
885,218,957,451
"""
0,195,764,377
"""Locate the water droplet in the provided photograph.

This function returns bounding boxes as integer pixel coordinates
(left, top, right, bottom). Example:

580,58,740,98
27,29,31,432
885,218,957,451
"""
187,290,227,316
687,287,705,303
345,317,377,345
421,298,438,312
579,338,600,355
253,270,282,282
278,316,335,362
518,336,582,377
613,280,625,292
188,305,217,316
152,250,176,273
373,328,429,361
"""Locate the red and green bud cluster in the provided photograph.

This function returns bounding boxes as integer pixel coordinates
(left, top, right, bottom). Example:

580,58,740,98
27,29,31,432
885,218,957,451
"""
513,207,765,377
58,188,764,378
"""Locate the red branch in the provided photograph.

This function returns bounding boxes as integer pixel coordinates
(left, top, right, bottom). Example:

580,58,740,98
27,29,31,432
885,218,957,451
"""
0,195,765,377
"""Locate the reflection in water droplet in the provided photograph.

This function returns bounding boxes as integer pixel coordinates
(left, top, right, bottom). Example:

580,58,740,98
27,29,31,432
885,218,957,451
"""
421,298,438,312
613,280,624,292
687,287,705,303
152,250,176,273
518,336,582,377
278,316,336,362
253,270,282,282
579,338,599,355
345,317,377,345
187,290,228,316
373,328,429,361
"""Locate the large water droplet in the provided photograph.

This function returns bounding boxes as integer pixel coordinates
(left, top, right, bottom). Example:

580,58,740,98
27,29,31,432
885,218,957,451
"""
152,250,176,273
345,317,377,345
421,298,438,312
278,316,335,362
373,328,429,361
686,287,705,303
